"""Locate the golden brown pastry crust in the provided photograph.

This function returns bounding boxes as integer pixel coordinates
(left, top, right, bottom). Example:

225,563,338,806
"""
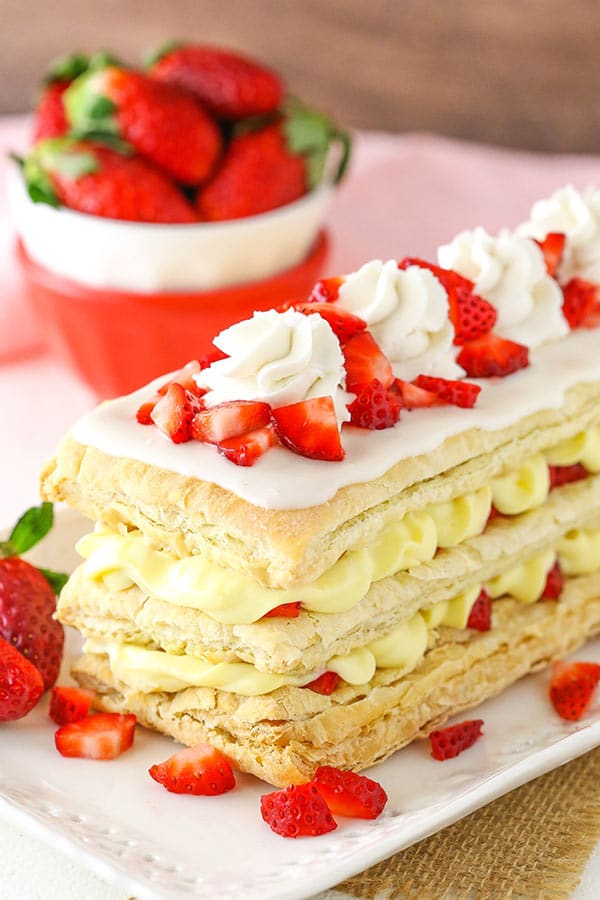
73,574,600,786
41,382,600,589
58,478,600,674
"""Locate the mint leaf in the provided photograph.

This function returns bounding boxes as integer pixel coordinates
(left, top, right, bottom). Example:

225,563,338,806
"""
8,502,54,555
38,567,69,595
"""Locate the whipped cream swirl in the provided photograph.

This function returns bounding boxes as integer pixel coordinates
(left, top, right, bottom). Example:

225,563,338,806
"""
518,185,600,284
336,259,463,381
195,309,352,424
438,227,568,348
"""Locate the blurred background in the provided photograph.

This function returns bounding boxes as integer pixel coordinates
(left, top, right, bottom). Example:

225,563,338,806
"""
1,0,600,153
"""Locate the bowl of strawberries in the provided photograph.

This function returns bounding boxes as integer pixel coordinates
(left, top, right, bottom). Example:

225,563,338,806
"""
11,44,349,397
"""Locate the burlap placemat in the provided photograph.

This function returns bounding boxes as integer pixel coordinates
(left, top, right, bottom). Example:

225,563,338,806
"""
326,746,600,899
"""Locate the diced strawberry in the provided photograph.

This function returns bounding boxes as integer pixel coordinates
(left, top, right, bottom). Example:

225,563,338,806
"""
413,375,481,409
0,636,44,722
192,400,272,445
395,379,442,409
199,346,228,370
457,333,529,378
217,424,277,466
549,463,589,489
148,742,235,795
466,589,492,631
534,232,566,277
549,661,600,721
272,397,344,461
292,302,366,345
263,602,302,618
49,686,95,725
312,766,387,819
150,383,196,443
261,783,337,838
136,400,157,425
562,278,600,328
542,562,564,601
307,276,344,304
399,258,497,344
55,713,136,759
343,331,394,392
347,379,402,429
429,719,484,760
486,505,504,525
305,671,341,694
157,361,203,396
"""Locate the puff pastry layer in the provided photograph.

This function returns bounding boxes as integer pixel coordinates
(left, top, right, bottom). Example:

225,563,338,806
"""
72,573,600,786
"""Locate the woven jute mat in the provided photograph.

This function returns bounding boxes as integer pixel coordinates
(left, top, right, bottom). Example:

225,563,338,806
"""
324,746,600,900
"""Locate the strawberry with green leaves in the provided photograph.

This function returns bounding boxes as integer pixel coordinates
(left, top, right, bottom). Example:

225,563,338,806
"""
147,42,284,120
197,101,350,220
64,66,222,185
0,503,67,690
33,52,117,142
23,138,198,223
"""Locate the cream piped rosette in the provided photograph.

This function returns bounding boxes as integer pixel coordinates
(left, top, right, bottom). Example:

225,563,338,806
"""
336,259,464,380
518,185,600,284
437,227,568,349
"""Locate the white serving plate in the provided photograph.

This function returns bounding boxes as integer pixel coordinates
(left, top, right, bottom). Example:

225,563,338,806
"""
2,509,600,900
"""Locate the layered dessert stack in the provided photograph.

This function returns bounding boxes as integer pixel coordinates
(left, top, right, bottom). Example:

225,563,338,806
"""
42,186,600,786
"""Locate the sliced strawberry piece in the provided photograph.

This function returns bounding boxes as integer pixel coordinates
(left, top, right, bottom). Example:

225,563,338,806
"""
413,375,481,409
307,276,344,304
156,360,203,396
534,232,566,277
149,742,235,795
347,379,402,429
150,382,195,443
260,783,337,838
343,331,394,392
199,346,228,369
549,463,589,489
429,719,484,760
263,602,302,618
312,766,387,819
549,661,600,720
562,278,600,328
305,671,341,694
395,379,442,409
542,562,564,601
272,397,344,461
55,713,136,759
217,424,277,467
399,258,497,345
0,636,44,722
136,400,157,425
192,400,272,445
49,686,95,725
292,302,366,344
486,505,504,525
466,589,492,631
457,333,529,378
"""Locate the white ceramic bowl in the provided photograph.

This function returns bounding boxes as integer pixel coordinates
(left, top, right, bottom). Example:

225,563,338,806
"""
8,165,333,293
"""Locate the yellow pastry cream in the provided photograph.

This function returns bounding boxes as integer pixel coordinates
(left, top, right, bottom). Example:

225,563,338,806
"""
543,424,600,471
83,528,600,697
490,453,550,515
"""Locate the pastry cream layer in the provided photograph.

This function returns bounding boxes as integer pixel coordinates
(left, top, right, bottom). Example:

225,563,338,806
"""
543,423,600,469
84,528,600,696
77,451,560,626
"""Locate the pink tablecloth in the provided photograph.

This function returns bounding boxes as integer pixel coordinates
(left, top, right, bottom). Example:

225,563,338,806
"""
2,115,600,523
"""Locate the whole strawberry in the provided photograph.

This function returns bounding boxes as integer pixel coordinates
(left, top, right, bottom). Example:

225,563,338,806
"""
64,66,222,185
0,636,44,722
33,52,117,143
23,138,198,223
147,42,283,120
0,503,67,690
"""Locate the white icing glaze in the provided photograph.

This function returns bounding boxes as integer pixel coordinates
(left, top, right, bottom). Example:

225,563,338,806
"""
518,185,600,284
71,327,600,510
195,308,352,425
336,259,463,380
437,227,568,348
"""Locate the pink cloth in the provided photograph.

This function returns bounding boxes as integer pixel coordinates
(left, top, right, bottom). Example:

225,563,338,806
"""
3,115,600,523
